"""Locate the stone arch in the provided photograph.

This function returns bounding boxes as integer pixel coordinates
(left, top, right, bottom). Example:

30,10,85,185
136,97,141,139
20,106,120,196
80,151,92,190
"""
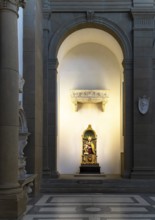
49,15,132,60
47,15,133,178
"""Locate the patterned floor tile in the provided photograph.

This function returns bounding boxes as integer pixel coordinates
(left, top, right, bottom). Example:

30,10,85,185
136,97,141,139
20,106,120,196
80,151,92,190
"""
23,194,155,220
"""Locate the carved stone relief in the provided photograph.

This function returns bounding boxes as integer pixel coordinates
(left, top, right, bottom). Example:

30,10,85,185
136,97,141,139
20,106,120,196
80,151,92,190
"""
19,75,25,93
18,107,30,179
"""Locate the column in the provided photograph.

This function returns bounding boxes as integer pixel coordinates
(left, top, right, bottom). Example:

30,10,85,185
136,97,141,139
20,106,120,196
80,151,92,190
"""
0,0,27,219
131,7,155,178
122,59,133,178
48,58,59,177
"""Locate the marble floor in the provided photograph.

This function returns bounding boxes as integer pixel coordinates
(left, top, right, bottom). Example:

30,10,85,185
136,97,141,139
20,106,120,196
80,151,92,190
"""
23,193,155,220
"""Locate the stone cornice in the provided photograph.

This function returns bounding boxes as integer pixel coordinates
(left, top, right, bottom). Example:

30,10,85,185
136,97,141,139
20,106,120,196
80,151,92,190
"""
42,0,155,13
133,0,154,8
131,8,155,15
43,0,132,12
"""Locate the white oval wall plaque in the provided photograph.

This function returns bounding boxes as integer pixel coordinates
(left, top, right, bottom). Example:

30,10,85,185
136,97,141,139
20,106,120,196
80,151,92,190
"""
138,96,150,115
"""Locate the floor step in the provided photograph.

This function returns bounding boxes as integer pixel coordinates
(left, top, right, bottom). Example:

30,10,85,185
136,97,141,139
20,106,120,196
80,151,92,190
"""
41,174,155,193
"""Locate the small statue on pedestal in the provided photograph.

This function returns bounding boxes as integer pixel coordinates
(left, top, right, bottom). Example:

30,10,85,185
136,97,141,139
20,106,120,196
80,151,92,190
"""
80,124,100,174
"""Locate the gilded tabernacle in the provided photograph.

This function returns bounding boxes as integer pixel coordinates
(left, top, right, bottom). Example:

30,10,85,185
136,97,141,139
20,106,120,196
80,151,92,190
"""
80,124,100,173
81,124,98,165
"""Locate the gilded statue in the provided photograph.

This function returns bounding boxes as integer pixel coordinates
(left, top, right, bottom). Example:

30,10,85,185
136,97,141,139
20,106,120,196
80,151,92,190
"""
81,125,98,165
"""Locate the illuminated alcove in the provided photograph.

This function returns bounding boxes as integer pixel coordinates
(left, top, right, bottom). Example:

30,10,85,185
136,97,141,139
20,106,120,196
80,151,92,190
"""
57,28,123,174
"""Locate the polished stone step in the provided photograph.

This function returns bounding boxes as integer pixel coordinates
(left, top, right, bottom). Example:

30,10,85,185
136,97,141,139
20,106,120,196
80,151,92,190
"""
41,174,155,193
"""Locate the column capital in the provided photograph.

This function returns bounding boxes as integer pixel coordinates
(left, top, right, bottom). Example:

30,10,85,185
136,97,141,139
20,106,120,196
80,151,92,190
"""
122,59,133,70
48,58,59,70
131,9,155,30
0,0,26,12
18,0,27,8
0,0,17,14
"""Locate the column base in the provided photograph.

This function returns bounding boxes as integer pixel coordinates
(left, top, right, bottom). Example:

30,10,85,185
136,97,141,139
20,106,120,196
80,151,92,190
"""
42,169,51,177
0,189,27,219
51,171,60,178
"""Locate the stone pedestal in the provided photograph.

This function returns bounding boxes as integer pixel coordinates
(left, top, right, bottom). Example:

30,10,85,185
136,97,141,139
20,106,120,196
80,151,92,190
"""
0,1,27,218
80,164,100,174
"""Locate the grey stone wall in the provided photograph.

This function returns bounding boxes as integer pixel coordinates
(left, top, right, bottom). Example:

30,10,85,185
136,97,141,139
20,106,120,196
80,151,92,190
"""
23,0,43,193
42,0,155,178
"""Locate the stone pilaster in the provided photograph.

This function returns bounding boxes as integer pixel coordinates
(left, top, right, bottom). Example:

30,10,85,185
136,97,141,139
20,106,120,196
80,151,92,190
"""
23,0,43,194
131,9,155,178
122,59,133,178
0,0,27,219
43,12,51,176
48,58,59,178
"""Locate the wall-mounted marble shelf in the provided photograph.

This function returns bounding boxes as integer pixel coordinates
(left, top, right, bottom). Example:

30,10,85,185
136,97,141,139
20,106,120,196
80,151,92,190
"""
71,90,109,112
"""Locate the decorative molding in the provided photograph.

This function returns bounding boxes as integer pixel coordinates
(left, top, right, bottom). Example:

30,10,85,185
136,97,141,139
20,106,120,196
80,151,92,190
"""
19,174,37,198
45,0,132,12
0,0,7,8
86,10,95,22
48,58,59,70
132,11,155,30
71,90,109,112
122,59,133,70
0,0,27,10
43,13,50,32
133,0,154,8
0,0,18,11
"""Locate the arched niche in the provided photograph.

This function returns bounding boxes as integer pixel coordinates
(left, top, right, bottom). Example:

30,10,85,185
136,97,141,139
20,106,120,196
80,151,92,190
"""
47,17,133,178
57,28,123,174
49,16,132,60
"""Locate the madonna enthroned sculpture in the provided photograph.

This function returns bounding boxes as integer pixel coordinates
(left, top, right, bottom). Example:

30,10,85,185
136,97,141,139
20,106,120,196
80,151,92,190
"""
80,125,100,174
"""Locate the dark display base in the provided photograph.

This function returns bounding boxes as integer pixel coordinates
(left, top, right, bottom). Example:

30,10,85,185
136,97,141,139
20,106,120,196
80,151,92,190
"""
80,164,100,174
